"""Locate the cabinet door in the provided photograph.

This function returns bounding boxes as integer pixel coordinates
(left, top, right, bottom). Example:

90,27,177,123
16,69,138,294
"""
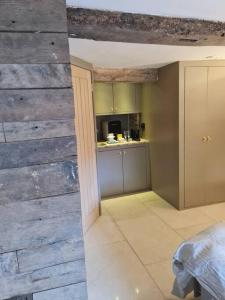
94,83,114,115
123,146,147,193
207,67,225,204
97,150,123,197
113,83,136,113
184,67,208,208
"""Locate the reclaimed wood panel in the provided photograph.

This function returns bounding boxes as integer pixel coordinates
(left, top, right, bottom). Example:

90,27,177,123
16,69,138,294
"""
68,7,225,46
0,123,5,142
0,252,18,276
18,239,84,273
0,33,69,64
93,68,158,82
0,214,82,254
33,283,87,300
10,295,33,300
4,120,75,142
0,89,74,122
0,260,86,300
0,193,81,225
0,161,79,205
0,137,76,170
0,0,67,32
0,64,72,89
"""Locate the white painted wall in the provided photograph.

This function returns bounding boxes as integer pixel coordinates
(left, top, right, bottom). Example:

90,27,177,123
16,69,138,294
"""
69,38,225,68
66,0,225,22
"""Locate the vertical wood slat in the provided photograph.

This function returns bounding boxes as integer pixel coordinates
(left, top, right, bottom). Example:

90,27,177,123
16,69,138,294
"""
0,123,5,142
71,66,99,231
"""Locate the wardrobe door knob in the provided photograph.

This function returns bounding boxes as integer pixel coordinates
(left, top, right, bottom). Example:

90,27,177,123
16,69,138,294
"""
202,136,208,142
207,136,212,142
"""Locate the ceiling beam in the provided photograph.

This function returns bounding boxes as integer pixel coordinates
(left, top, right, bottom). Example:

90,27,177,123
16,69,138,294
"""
93,68,158,82
67,7,225,46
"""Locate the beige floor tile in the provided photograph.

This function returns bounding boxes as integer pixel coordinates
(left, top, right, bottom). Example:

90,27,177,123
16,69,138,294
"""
103,194,155,221
86,240,164,300
146,260,196,300
117,215,183,264
199,202,225,222
85,215,124,249
176,222,214,240
142,193,213,229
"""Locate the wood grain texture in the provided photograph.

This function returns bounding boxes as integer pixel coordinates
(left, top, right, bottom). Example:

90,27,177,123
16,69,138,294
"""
33,283,87,300
72,66,100,232
0,123,5,142
0,0,67,32
0,252,18,277
68,7,225,46
4,120,75,142
0,160,79,205
18,239,84,273
0,89,74,122
93,68,158,82
0,214,82,254
0,33,69,64
0,260,86,300
0,64,72,89
0,136,76,170
0,193,81,226
9,295,33,300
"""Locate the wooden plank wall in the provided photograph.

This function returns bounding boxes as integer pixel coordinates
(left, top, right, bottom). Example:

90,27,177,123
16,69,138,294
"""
0,1,87,299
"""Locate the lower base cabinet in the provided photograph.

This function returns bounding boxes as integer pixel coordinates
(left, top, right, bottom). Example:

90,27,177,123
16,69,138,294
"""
97,145,150,198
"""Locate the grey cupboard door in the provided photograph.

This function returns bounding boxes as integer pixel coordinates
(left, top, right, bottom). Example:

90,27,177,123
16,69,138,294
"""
207,67,225,204
113,83,136,113
123,146,147,193
97,150,123,198
184,67,208,208
94,82,114,115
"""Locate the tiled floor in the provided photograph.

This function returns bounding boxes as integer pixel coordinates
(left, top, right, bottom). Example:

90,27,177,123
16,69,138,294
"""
84,191,221,300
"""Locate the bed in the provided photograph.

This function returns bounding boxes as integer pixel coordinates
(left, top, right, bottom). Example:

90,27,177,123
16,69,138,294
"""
172,222,225,300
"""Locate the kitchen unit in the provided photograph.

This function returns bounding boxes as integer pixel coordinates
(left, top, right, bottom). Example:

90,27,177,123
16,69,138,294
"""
97,142,150,198
148,60,225,209
94,82,141,115
94,81,151,198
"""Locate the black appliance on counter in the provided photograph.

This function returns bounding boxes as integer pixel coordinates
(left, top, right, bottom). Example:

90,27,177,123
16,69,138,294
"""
130,129,140,141
102,120,122,140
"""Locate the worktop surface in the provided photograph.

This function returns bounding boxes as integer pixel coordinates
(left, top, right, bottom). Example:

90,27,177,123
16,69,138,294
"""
97,139,149,151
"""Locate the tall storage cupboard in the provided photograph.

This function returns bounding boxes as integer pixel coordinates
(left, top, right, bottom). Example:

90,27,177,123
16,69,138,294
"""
149,61,225,209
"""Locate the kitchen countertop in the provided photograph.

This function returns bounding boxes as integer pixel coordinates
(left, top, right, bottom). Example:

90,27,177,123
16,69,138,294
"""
97,139,149,151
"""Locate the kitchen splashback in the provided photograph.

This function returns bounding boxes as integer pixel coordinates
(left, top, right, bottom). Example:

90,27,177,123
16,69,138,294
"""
96,113,140,141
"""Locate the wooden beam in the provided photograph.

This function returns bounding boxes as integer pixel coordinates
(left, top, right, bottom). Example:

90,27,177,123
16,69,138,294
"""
93,68,158,82
67,7,225,46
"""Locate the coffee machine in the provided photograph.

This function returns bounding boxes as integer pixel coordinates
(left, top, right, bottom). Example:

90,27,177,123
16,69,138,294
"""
102,120,122,140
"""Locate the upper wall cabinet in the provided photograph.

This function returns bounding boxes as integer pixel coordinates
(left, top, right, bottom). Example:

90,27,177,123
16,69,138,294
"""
94,82,141,115
113,83,137,114
94,83,114,115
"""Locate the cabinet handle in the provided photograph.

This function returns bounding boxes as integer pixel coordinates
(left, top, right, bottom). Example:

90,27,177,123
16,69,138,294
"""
115,107,118,111
111,107,113,112
123,150,127,155
119,151,122,155
202,136,208,143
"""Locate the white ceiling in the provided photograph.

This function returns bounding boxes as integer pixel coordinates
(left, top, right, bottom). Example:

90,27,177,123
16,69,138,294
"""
66,0,225,22
69,39,225,69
